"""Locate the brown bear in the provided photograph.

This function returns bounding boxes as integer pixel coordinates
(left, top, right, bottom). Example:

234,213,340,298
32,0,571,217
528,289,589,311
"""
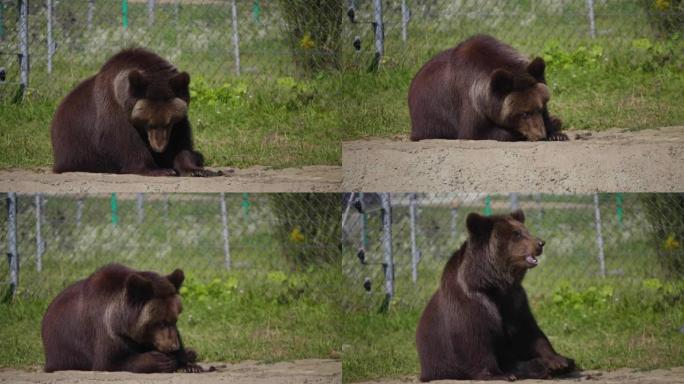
51,48,220,176
416,210,574,381
408,35,567,142
41,263,204,373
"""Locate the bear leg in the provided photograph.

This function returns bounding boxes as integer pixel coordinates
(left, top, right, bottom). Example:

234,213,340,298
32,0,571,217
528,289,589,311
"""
119,351,178,373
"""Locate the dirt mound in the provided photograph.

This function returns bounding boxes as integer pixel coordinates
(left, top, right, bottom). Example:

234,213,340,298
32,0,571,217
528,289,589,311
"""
0,359,341,384
342,126,684,193
0,166,341,193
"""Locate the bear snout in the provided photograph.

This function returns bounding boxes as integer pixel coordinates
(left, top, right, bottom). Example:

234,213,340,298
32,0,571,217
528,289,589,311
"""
153,327,180,353
535,239,545,255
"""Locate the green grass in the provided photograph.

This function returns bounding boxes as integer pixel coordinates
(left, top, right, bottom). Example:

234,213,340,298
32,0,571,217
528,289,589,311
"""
0,266,345,368
341,289,684,382
341,193,684,382
0,74,342,169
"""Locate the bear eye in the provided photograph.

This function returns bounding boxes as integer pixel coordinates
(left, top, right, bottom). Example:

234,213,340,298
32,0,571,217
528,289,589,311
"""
520,112,529,119
513,230,523,239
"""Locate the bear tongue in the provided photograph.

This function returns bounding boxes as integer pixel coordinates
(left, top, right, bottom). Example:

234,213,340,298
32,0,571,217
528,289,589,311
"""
525,255,538,267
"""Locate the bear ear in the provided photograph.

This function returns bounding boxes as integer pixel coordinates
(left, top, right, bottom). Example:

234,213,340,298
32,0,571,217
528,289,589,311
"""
169,72,190,98
466,212,494,240
510,209,525,223
126,273,154,303
128,70,149,98
167,269,185,291
527,57,546,83
490,69,513,95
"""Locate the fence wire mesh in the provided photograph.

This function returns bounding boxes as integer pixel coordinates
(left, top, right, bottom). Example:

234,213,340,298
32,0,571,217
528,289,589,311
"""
1,192,341,301
1,0,681,101
342,193,684,310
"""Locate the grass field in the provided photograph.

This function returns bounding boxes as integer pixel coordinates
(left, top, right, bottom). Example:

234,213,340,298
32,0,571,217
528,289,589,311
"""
341,193,684,382
1,1,683,169
0,193,344,368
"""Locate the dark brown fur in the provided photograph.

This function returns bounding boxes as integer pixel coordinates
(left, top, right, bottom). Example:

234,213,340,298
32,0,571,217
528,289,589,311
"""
51,48,220,176
408,35,567,142
41,263,204,373
416,210,575,381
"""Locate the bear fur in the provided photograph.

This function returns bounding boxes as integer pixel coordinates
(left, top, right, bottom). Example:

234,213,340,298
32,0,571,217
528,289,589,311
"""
41,263,203,373
416,210,574,381
51,48,220,176
408,35,567,142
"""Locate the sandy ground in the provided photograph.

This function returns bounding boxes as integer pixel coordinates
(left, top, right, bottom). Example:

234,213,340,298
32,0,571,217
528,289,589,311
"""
342,126,684,193
0,166,341,193
354,367,684,384
0,359,341,384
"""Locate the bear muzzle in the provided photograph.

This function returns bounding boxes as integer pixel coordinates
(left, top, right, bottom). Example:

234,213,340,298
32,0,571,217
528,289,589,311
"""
525,239,545,267
148,127,171,153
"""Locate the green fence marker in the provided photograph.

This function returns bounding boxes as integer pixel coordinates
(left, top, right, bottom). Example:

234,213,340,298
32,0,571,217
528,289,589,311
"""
111,193,119,226
616,193,623,227
122,0,129,29
0,2,4,40
242,193,250,220
484,195,492,216
252,0,261,23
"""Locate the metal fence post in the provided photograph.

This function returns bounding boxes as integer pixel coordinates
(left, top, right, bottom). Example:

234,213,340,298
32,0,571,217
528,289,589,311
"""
230,0,241,76
35,194,44,272
87,0,95,30
450,205,458,240
7,193,19,299
593,193,606,277
163,194,169,221
409,193,420,283
46,0,54,75
360,193,368,253
586,0,596,38
220,193,231,269
510,193,519,211
136,193,144,224
147,0,155,27
76,197,84,227
19,0,29,98
373,0,384,57
401,0,409,44
380,193,393,302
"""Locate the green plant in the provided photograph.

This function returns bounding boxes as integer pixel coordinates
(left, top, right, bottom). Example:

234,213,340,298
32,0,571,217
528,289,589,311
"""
276,0,344,74
542,42,605,70
269,193,341,268
641,194,684,277
641,0,684,36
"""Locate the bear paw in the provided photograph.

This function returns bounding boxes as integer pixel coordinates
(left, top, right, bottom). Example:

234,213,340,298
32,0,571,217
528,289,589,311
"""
547,132,569,141
543,354,575,373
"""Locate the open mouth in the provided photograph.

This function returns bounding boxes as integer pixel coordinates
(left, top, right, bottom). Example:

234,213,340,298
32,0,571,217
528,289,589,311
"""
525,254,539,267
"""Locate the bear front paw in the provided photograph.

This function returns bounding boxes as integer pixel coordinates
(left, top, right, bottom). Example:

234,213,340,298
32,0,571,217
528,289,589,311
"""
543,354,574,373
149,351,178,373
547,132,568,141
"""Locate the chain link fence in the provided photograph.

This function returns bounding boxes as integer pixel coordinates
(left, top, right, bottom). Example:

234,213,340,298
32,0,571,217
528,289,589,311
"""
342,193,684,310
1,192,340,301
1,1,681,101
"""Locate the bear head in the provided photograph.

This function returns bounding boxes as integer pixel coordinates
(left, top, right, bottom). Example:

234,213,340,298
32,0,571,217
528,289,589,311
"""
117,69,191,153
124,268,186,353
466,210,545,283
489,57,550,141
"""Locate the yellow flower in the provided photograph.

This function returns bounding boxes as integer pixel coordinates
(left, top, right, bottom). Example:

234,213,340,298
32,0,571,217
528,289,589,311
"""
663,233,680,251
655,0,670,10
300,32,315,49
290,227,305,242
